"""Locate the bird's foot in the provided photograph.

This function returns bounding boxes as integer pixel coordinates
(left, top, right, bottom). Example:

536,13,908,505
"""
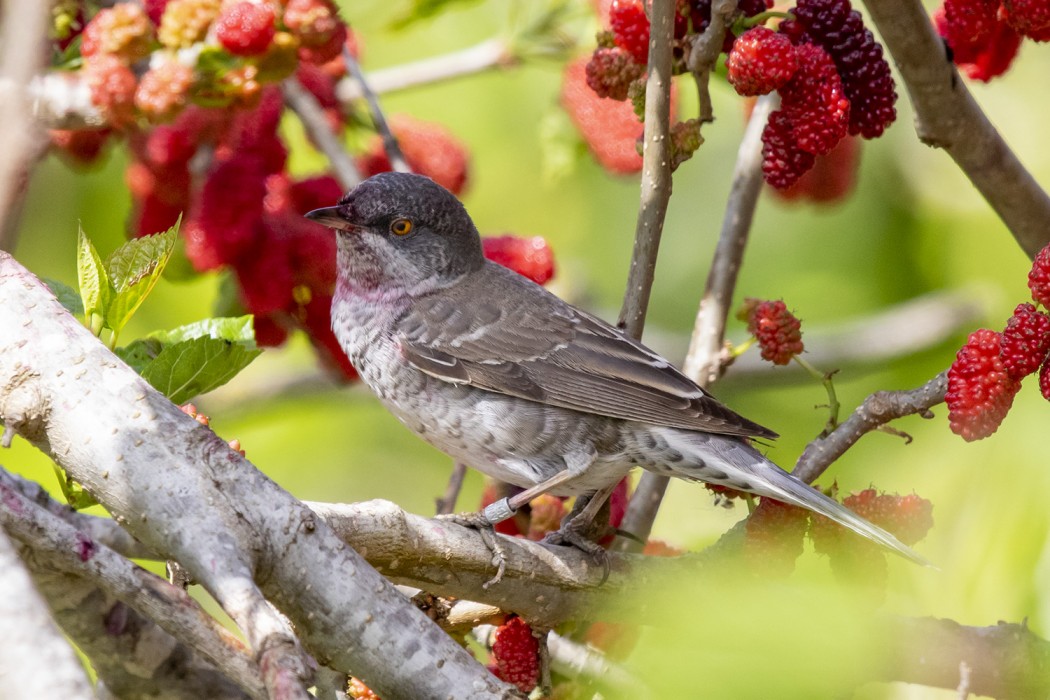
435,511,510,589
541,513,611,585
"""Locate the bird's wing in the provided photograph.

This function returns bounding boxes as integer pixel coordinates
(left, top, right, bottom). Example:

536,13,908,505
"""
394,263,777,439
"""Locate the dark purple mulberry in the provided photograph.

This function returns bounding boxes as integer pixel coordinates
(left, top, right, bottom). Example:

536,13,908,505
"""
790,0,898,138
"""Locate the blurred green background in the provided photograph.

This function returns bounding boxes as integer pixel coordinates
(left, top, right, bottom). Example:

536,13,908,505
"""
12,1,1050,696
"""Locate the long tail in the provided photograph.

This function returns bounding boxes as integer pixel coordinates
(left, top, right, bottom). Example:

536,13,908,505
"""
654,429,932,567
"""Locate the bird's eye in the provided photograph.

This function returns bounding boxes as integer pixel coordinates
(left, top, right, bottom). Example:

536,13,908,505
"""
390,218,413,236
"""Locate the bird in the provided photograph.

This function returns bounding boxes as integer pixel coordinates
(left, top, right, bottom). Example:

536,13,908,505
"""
306,171,928,568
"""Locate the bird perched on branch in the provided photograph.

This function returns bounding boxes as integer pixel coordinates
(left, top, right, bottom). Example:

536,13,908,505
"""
306,171,928,570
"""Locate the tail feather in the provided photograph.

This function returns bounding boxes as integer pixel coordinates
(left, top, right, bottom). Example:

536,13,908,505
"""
659,429,933,567
746,462,932,567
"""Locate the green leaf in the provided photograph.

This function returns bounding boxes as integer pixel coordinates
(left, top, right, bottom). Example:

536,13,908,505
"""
104,219,179,335
115,338,164,374
52,465,98,511
77,226,112,335
43,278,84,317
149,315,257,347
140,336,262,404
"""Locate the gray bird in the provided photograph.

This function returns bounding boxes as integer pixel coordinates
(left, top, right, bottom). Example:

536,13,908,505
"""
307,171,927,566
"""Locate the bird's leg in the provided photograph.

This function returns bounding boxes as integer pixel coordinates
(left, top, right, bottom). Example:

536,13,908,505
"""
479,448,596,525
542,480,619,584
437,451,596,588
436,471,581,589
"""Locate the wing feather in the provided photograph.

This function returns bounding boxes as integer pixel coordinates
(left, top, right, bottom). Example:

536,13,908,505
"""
395,263,777,439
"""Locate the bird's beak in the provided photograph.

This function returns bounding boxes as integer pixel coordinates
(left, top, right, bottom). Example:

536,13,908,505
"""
304,206,353,232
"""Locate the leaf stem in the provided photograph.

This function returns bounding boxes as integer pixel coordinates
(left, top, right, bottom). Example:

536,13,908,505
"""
793,355,840,434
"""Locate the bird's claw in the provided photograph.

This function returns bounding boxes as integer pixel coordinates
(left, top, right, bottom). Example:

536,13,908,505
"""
542,517,611,585
435,511,510,588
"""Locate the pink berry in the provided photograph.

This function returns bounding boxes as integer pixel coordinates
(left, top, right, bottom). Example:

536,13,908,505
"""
946,328,1021,441
1000,302,1050,379
215,1,276,56
490,617,539,694
726,27,799,97
742,298,805,366
1028,243,1050,308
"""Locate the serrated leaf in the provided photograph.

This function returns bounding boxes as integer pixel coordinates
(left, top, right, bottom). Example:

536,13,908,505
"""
149,316,257,347
44,278,84,316
115,338,164,374
77,226,112,334
104,220,179,334
140,336,261,404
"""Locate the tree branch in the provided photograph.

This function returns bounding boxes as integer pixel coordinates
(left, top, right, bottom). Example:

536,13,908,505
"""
686,0,736,122
344,47,410,173
282,78,361,190
24,561,255,699
792,371,948,484
335,39,515,103
0,528,94,699
0,0,49,252
617,0,675,337
0,253,518,699
682,93,776,386
878,617,1050,698
861,0,1050,258
0,467,267,698
307,499,674,627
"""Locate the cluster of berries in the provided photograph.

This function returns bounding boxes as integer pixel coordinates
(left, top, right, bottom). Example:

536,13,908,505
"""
738,297,805,365
745,489,934,580
564,0,740,175
59,0,351,132
573,0,893,192
934,0,1050,81
725,0,896,189
809,488,933,594
50,1,553,380
946,243,1050,440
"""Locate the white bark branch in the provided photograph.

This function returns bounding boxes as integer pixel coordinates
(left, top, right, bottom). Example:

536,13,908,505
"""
0,252,519,699
0,469,266,698
0,528,94,699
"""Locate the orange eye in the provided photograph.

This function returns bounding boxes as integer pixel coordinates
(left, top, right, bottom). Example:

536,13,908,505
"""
390,218,413,236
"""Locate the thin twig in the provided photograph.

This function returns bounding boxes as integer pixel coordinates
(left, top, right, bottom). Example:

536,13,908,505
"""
957,661,972,700
343,47,410,173
336,39,515,103
686,0,737,122
607,0,677,550
792,371,948,484
617,0,675,337
281,78,361,190
618,94,775,551
682,93,776,385
861,0,1050,258
435,461,468,515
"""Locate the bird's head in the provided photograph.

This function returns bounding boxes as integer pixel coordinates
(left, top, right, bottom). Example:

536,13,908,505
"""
306,172,484,294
